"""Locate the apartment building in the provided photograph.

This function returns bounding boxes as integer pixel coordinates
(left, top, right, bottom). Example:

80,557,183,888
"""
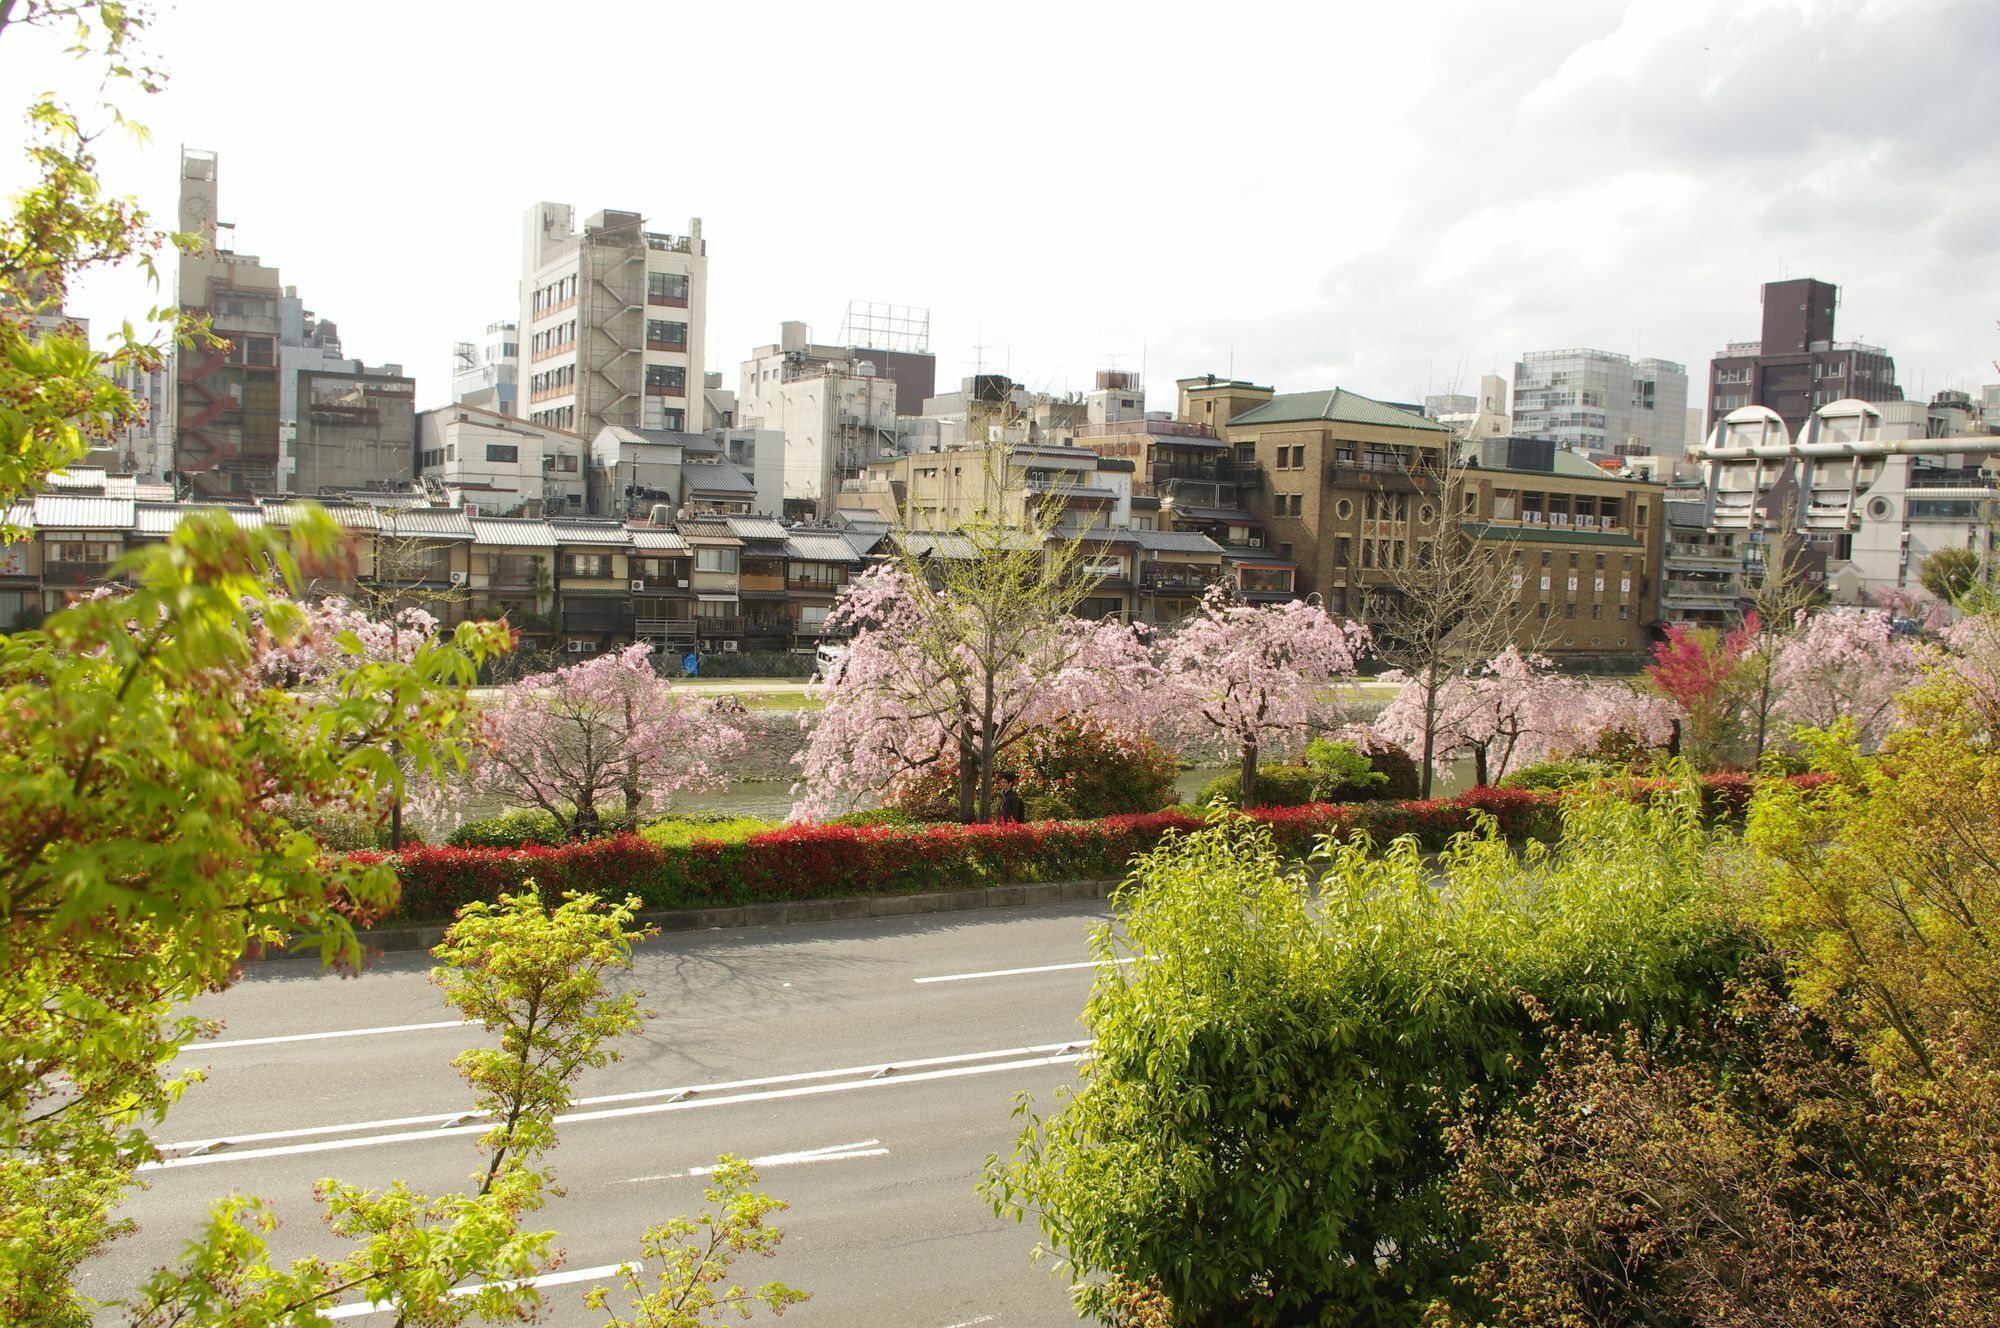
1695,396,2000,603
174,150,284,496
1707,278,1903,438
1660,497,1748,627
1511,350,1688,461
452,321,519,416
417,405,589,515
519,202,707,439
737,322,905,517
1458,437,1664,661
291,366,418,495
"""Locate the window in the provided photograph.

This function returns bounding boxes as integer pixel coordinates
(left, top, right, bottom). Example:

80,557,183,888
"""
696,597,737,619
645,365,687,395
695,547,738,573
49,540,116,563
647,271,690,304
1619,605,1630,621
646,319,688,348
1540,550,1552,566
1591,604,1603,620
1278,542,1294,561
1565,603,1576,619
1333,537,1349,567
563,553,610,578
485,444,519,463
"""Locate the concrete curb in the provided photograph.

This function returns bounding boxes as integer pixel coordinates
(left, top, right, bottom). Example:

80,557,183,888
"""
258,877,1120,960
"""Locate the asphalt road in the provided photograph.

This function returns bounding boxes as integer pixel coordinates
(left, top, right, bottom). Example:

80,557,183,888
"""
84,902,1115,1327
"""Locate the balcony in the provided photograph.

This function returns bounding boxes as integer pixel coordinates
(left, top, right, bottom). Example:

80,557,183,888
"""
1141,567,1218,590
743,618,793,638
696,615,743,637
635,618,697,642
1663,544,1740,568
41,560,116,587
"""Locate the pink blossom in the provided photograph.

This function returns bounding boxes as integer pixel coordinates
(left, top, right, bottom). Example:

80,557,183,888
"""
791,565,1160,821
1768,607,1920,748
471,642,746,836
1153,587,1370,775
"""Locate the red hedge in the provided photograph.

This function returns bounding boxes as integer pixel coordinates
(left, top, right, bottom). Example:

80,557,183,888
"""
365,774,1816,925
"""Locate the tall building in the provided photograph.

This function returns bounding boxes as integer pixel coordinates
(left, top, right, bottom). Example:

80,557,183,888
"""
452,320,519,416
518,203,707,440
1706,277,1902,438
173,149,284,496
290,365,418,495
736,321,907,518
1511,350,1688,461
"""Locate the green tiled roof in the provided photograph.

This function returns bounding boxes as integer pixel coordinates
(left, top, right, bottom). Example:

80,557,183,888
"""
1228,388,1451,433
1464,522,1641,548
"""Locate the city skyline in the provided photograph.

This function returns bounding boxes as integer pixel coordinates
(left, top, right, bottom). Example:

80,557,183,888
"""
4,0,1996,418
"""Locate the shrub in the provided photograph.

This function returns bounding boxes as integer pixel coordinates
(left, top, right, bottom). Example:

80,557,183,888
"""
889,718,1180,821
1344,734,1421,800
1301,738,1388,801
982,786,1750,1325
368,774,1812,925
1195,764,1319,809
1497,759,1617,791
821,807,912,829
448,808,565,848
639,816,779,848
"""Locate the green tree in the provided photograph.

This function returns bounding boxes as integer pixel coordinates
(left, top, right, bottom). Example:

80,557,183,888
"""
122,890,803,1327
1919,545,1983,606
983,788,1748,1327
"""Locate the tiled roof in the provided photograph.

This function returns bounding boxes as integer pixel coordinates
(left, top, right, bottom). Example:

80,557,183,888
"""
472,518,559,548
1227,388,1451,433
627,527,691,552
675,518,740,544
549,520,634,546
46,467,108,490
1464,522,1642,548
784,531,863,564
3,502,33,530
134,504,265,535
1130,529,1226,554
681,462,755,494
262,502,382,531
32,495,135,529
376,509,475,539
725,516,789,542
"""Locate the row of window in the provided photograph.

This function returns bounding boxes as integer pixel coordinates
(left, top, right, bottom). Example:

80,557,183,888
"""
532,275,577,316
531,322,576,359
531,406,577,430
1271,445,1308,470
531,364,576,397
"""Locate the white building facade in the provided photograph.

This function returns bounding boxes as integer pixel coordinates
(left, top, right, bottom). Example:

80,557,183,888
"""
737,326,902,517
519,203,706,440
1513,349,1689,461
452,320,519,416
416,405,589,515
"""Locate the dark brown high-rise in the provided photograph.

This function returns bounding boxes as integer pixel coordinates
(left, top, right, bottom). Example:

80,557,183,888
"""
1706,278,1901,440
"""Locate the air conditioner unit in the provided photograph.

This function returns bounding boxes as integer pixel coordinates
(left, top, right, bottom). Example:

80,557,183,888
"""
987,425,1005,444
449,570,469,585
630,579,646,592
676,578,689,588
565,640,584,653
720,638,739,653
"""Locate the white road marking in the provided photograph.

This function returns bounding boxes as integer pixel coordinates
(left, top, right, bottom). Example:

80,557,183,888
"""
618,1139,887,1184
939,1318,997,1328
145,1050,1090,1170
183,1020,473,1052
320,1260,634,1320
154,1041,1090,1156
915,956,1135,984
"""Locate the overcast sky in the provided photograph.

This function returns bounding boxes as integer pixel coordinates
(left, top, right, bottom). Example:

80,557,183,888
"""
8,0,1997,416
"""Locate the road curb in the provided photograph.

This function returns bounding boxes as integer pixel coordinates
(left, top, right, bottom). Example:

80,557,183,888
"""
255,877,1121,961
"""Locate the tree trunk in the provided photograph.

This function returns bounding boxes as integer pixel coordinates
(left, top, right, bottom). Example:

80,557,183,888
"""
956,721,978,824
1419,667,1439,799
1473,744,1489,789
390,793,403,851
1239,739,1259,808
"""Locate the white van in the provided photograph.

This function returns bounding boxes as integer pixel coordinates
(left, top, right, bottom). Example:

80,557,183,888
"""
814,642,846,678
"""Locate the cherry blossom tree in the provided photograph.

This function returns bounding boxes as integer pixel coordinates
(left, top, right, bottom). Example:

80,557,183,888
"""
472,643,746,838
1767,608,1920,749
1373,647,1674,787
792,562,1157,822
250,595,438,687
1155,588,1369,806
